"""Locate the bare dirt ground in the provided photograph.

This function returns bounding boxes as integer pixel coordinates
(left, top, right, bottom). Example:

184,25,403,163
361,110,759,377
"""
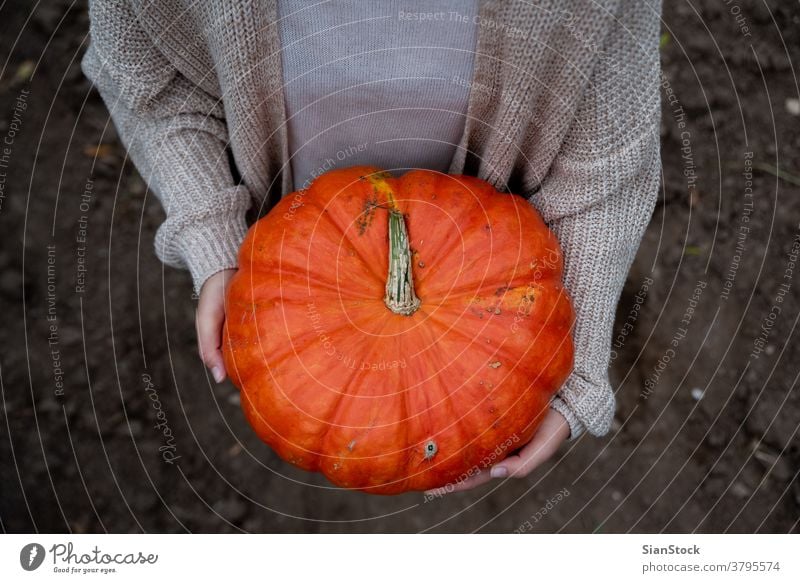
1,1,798,533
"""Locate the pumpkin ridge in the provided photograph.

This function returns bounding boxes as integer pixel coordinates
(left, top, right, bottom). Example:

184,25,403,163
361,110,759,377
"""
302,180,387,286
313,314,410,484
238,335,385,475
396,294,571,486
226,303,387,391
244,265,381,303
397,322,473,489
421,302,573,398
420,285,575,385
404,304,520,408
253,304,516,459
395,170,491,270
396,340,412,492
316,319,392,434
410,200,550,299
419,305,541,373
418,268,559,303
401,334,555,489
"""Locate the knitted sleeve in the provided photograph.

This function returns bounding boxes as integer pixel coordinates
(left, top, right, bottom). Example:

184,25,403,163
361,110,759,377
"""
81,0,251,294
537,2,662,438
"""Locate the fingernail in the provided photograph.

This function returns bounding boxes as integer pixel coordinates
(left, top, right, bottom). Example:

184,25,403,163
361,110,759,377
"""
211,366,224,383
490,466,508,478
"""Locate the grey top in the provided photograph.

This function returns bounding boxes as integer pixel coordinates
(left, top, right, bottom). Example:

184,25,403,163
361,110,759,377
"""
82,0,664,439
278,0,478,190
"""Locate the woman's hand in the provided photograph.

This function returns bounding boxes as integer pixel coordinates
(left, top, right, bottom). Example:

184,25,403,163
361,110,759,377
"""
425,408,571,495
196,268,237,383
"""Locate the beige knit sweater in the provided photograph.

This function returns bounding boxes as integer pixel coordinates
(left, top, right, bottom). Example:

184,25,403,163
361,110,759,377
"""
82,0,662,439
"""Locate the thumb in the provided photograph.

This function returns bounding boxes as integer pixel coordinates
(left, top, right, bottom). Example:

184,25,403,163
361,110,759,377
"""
197,300,226,382
490,411,570,478
196,270,235,383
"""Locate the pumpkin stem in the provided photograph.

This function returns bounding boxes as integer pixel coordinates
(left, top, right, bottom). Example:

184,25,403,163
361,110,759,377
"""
384,210,421,316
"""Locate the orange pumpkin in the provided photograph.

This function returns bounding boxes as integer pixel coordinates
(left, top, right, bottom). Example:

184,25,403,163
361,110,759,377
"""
222,167,574,494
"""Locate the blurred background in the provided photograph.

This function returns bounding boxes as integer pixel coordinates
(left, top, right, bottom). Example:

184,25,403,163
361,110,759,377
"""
1,1,798,533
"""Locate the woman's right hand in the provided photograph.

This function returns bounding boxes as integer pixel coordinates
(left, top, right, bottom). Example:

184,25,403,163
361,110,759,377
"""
196,268,237,383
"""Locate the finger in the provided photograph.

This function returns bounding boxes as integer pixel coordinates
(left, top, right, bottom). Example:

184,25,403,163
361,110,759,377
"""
492,412,569,478
424,470,493,496
493,434,561,478
494,447,545,478
197,295,226,383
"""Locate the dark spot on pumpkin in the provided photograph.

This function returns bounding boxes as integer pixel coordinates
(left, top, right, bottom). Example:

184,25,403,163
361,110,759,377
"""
495,286,510,296
423,440,438,460
357,196,378,235
484,224,491,231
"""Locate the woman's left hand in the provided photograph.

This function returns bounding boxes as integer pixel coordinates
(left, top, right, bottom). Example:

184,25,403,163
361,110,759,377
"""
425,408,570,495
196,268,237,383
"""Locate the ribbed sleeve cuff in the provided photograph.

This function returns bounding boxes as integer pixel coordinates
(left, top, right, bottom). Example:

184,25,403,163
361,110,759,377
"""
550,395,585,440
173,212,249,295
550,371,616,439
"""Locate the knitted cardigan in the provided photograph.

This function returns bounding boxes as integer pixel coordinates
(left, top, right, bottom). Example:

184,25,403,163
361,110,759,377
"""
82,0,663,439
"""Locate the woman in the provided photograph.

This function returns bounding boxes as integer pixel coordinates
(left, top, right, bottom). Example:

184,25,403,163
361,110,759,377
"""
82,0,662,491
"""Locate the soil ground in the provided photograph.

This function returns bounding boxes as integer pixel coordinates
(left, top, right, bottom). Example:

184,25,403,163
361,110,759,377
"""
1,1,798,533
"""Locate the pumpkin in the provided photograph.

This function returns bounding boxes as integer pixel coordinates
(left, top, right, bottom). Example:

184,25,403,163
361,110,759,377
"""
222,166,574,494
